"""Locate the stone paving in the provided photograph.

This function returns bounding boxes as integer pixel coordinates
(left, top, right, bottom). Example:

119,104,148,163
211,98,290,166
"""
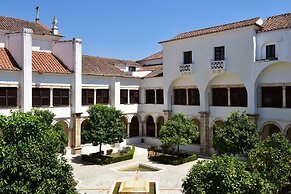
66,144,204,194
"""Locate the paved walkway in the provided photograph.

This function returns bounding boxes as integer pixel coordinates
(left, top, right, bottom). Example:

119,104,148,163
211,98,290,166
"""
66,144,204,194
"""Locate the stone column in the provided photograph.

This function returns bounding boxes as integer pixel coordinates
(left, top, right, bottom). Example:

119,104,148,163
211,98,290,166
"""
142,121,146,137
155,122,158,138
139,121,143,137
247,113,259,127
199,111,210,155
127,122,130,137
71,113,82,154
163,109,172,121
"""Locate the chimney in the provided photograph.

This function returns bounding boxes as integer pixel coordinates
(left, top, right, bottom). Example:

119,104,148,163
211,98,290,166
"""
35,6,40,23
52,16,58,35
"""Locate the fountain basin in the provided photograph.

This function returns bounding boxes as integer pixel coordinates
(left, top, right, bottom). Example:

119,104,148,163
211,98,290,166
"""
117,163,161,172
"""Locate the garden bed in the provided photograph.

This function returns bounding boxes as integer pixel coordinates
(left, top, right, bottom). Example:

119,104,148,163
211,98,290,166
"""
81,146,135,165
148,147,197,165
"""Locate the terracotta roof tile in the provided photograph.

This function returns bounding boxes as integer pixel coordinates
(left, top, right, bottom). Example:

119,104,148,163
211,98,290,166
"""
0,48,19,71
144,65,163,78
138,51,163,62
160,17,261,43
82,55,133,77
137,64,162,72
32,51,71,74
259,12,291,32
0,16,62,36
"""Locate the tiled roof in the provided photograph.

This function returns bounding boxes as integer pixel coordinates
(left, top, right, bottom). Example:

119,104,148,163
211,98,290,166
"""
32,51,71,74
138,51,163,62
160,17,261,43
259,12,291,32
137,64,162,72
144,65,163,78
0,16,61,36
82,55,133,77
0,48,19,71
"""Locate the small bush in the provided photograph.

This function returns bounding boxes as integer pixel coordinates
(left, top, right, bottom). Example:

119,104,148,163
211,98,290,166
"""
82,146,135,165
107,149,113,155
148,150,197,165
119,146,131,155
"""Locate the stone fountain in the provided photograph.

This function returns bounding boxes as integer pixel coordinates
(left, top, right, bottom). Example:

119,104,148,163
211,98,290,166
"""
118,170,150,194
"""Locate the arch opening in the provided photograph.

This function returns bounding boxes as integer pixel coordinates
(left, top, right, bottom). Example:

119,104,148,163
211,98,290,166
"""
192,118,200,144
146,116,155,137
261,123,280,140
156,116,165,138
129,116,139,137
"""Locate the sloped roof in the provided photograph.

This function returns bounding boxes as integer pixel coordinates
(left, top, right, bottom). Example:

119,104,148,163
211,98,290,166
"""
160,17,261,43
32,51,71,74
259,12,291,32
0,48,19,71
0,16,61,36
138,51,163,62
137,64,162,72
82,55,133,77
144,65,163,78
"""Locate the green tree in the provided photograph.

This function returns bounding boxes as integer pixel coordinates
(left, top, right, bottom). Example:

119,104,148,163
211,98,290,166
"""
0,111,77,194
213,111,259,155
81,104,126,154
159,113,199,153
248,133,291,193
182,155,274,194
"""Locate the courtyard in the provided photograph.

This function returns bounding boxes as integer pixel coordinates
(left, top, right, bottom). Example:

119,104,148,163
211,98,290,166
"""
66,144,204,194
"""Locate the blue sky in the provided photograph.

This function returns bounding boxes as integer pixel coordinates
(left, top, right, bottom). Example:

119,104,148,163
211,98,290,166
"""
1,1,290,60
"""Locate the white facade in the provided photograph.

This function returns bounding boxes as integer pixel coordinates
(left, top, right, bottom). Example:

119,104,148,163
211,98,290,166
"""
0,13,291,154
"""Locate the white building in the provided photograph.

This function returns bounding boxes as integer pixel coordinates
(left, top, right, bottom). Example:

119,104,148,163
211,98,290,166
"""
0,12,290,155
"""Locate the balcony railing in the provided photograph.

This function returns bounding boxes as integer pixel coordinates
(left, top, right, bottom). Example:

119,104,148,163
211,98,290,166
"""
211,60,225,71
179,63,192,73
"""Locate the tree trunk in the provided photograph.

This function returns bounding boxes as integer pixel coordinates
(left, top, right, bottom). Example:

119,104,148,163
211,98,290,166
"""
99,143,102,155
177,144,180,153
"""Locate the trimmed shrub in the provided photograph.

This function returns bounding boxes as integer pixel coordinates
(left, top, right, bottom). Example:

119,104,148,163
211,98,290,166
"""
82,146,135,165
148,150,197,165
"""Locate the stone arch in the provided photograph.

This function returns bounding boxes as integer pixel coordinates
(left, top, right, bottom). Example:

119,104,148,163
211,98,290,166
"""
156,116,165,138
260,122,282,140
129,115,139,137
206,72,248,107
55,120,70,147
192,117,200,144
145,115,155,137
286,125,291,143
81,119,90,144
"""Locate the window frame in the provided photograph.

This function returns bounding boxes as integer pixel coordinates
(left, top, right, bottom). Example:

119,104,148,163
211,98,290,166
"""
130,90,139,104
120,89,128,104
212,88,228,106
0,87,17,108
96,89,109,104
266,44,276,59
174,89,187,105
156,89,164,104
261,86,282,108
188,88,200,106
183,51,192,64
230,87,247,107
145,89,155,104
53,88,70,107
82,89,94,106
32,88,50,107
214,46,225,61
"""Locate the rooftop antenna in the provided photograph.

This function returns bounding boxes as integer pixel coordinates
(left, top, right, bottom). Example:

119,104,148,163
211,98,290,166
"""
35,6,40,23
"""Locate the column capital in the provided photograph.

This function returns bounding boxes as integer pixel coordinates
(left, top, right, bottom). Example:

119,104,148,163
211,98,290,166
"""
199,111,210,117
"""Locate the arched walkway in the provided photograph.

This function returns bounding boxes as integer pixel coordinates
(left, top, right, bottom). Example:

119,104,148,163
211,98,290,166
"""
129,116,139,137
211,119,225,147
156,116,164,138
261,123,281,140
287,127,291,143
81,119,90,144
146,115,155,137
56,120,70,147
192,118,200,144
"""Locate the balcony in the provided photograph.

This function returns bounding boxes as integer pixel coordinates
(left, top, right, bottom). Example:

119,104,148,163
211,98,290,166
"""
211,60,226,71
179,63,192,74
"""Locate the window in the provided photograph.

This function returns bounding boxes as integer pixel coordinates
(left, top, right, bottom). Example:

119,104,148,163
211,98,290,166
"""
53,89,69,106
286,86,291,108
230,88,247,107
214,46,225,61
188,88,200,105
32,88,50,107
96,89,109,104
0,87,17,107
262,86,282,108
156,89,164,104
266,44,275,59
82,89,94,105
146,90,155,104
183,51,192,64
174,89,186,105
212,88,228,106
128,66,136,72
130,90,139,104
120,89,128,104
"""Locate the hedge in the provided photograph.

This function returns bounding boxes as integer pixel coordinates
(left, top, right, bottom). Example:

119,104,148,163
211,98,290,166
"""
148,150,197,165
81,146,135,165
